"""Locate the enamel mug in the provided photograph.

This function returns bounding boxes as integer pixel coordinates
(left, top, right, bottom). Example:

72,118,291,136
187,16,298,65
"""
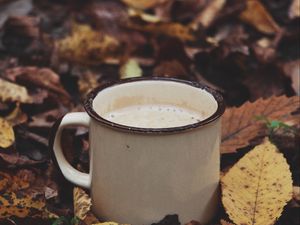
51,78,225,225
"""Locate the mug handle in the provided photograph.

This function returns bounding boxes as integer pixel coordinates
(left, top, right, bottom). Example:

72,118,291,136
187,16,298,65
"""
50,112,91,189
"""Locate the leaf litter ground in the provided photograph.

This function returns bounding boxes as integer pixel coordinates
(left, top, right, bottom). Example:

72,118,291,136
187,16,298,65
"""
0,0,299,225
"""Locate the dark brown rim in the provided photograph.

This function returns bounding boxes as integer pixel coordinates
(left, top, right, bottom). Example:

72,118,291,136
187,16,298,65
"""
83,77,225,134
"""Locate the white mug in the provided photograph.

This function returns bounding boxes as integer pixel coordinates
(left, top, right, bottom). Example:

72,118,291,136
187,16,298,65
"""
51,78,225,225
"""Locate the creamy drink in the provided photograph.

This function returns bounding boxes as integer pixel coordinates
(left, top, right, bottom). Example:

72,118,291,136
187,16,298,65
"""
102,104,204,128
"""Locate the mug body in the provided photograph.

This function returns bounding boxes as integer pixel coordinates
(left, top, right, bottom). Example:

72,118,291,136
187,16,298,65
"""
84,78,225,225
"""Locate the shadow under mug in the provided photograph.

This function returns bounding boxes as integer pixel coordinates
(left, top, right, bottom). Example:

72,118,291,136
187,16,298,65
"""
50,77,225,225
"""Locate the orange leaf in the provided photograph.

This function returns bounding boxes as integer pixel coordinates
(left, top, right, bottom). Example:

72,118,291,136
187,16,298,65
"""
239,0,281,34
221,95,300,153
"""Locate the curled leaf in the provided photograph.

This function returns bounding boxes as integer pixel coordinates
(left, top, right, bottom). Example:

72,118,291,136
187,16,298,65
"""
221,139,293,225
239,0,281,34
73,187,92,220
0,117,15,149
0,78,31,103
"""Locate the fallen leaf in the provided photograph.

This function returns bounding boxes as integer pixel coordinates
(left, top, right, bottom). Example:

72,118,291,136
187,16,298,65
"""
221,140,293,225
5,67,70,104
0,192,45,218
56,24,121,65
4,104,28,126
191,0,226,29
121,0,167,10
120,59,143,79
154,59,189,78
239,0,281,34
0,117,15,149
0,78,31,103
78,71,100,98
73,187,91,221
0,171,10,192
0,152,44,167
221,95,300,153
289,0,300,19
129,22,195,42
83,211,100,225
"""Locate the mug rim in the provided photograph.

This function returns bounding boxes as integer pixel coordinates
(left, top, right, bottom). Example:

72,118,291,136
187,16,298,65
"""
84,77,225,134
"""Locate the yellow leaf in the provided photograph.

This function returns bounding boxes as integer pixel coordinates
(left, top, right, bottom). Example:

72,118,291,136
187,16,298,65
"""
56,24,121,65
239,0,281,34
0,192,45,218
73,187,92,220
0,78,31,103
221,139,293,225
0,117,15,148
120,59,143,79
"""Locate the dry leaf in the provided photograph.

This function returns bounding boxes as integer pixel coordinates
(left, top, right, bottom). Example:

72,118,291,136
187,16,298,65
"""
4,104,28,126
130,22,195,42
78,71,100,98
289,0,300,19
73,187,92,220
83,211,100,225
119,59,142,79
121,0,167,10
221,140,293,225
239,0,281,34
221,95,300,153
191,0,226,29
0,117,15,149
56,24,121,65
0,192,45,218
220,219,235,225
0,78,31,103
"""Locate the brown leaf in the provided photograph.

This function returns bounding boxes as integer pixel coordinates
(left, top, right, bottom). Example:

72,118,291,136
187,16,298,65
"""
191,0,226,29
5,67,70,104
289,0,300,19
185,220,202,225
0,78,32,103
293,186,300,202
0,117,15,149
129,22,196,42
221,95,300,153
73,187,92,221
221,140,293,225
0,152,44,167
239,0,281,34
